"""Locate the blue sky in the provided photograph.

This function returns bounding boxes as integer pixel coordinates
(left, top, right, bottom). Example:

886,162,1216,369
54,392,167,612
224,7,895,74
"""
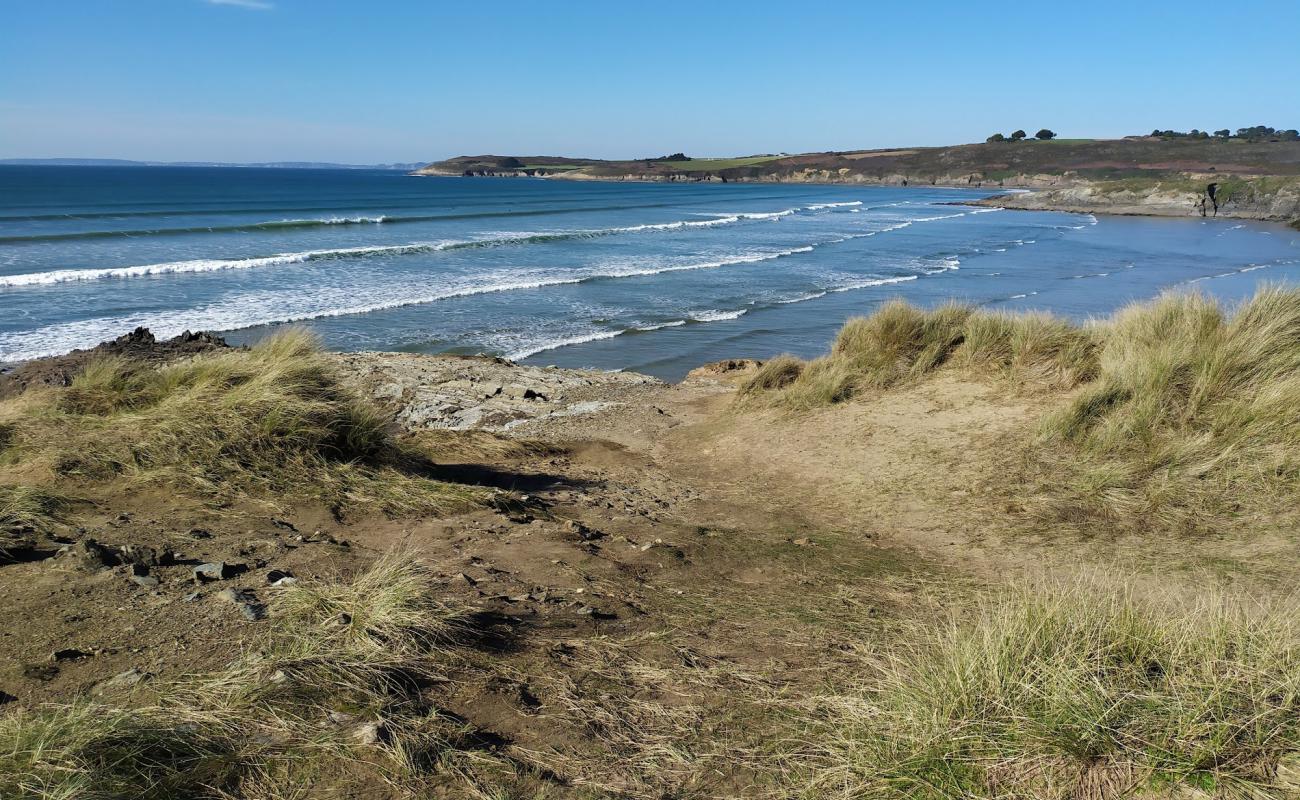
2,0,1297,162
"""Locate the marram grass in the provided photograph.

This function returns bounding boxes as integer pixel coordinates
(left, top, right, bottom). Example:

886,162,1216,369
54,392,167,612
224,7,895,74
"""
741,287,1300,529
795,577,1300,800
0,330,490,520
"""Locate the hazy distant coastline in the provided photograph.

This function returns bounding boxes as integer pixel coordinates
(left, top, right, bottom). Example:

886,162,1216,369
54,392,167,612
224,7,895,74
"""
0,158,424,170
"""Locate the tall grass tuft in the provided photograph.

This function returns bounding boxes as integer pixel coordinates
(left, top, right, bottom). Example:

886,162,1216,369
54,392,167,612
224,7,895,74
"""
741,300,1098,410
0,330,488,517
1037,287,1300,527
0,484,69,534
800,578,1300,799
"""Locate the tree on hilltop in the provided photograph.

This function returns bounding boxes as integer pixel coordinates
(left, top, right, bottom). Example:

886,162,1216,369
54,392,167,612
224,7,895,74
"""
1035,129,1056,140
1010,130,1027,141
986,133,1006,143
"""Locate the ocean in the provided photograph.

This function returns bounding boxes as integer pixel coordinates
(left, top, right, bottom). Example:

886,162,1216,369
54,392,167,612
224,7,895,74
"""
2,165,1298,379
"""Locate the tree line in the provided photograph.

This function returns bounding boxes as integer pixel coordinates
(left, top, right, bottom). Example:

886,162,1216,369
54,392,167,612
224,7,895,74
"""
1148,126,1299,142
986,129,1056,143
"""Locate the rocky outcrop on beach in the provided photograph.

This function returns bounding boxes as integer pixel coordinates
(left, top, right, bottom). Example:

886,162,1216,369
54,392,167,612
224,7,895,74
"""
0,328,228,400
975,176,1300,223
335,351,664,435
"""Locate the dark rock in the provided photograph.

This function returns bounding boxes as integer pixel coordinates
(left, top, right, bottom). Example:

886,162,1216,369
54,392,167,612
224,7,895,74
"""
187,528,212,539
117,544,158,567
266,569,294,584
0,690,15,706
60,539,116,571
563,520,605,541
271,518,298,532
51,648,91,662
217,587,266,620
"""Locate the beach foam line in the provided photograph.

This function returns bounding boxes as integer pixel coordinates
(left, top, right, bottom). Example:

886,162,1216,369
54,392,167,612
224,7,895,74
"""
505,329,627,360
1,209,826,288
692,308,748,322
0,241,464,287
805,201,864,210
0,197,858,244
829,275,919,292
0,215,399,243
0,246,821,361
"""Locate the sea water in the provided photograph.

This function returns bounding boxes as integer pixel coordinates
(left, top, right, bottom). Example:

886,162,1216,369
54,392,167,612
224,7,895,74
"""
2,166,1297,379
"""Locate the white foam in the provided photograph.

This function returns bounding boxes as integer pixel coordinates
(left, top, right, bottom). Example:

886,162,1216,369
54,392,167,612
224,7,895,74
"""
0,246,819,361
506,329,627,360
776,291,828,304
805,201,864,210
830,275,919,292
0,241,459,287
635,320,687,331
692,309,747,322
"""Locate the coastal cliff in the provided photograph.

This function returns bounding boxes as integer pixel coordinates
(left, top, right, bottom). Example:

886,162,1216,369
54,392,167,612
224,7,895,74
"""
976,175,1300,224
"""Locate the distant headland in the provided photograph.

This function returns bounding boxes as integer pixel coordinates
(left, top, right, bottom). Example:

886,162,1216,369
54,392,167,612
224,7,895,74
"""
415,132,1300,227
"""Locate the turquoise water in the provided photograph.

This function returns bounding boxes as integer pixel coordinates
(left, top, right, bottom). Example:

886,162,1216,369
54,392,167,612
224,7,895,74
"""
2,166,1298,379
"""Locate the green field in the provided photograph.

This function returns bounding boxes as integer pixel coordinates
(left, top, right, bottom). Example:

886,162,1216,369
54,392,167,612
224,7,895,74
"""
650,155,783,172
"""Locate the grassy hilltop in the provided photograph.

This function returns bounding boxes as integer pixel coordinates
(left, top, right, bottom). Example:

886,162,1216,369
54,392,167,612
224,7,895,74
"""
6,288,1300,798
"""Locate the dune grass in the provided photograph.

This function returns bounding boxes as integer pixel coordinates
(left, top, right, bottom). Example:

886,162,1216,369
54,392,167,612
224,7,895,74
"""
797,577,1300,800
739,300,1097,410
0,330,491,519
1037,288,1300,527
742,288,1300,529
0,550,511,800
0,484,69,535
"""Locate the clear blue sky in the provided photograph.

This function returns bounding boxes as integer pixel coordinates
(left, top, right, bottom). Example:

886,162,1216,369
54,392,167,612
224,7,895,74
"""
2,0,1297,163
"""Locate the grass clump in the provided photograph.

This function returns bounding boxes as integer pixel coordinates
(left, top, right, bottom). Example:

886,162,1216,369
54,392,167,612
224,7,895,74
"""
0,550,513,799
800,578,1300,799
0,330,489,518
743,300,1097,409
738,354,805,396
1037,287,1300,527
0,484,69,534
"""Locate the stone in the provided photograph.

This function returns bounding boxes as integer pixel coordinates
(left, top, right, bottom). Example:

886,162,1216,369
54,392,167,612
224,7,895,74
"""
266,569,294,584
217,587,266,621
117,544,159,567
0,690,15,706
130,573,160,589
51,648,91,662
349,720,388,746
193,562,232,582
97,668,150,692
60,539,115,571
217,587,257,604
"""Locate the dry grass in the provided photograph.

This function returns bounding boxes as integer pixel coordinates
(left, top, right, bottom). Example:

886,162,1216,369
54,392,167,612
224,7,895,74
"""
0,331,491,519
796,576,1300,799
742,300,1097,410
0,484,69,535
1036,287,1300,528
0,550,527,799
743,288,1300,530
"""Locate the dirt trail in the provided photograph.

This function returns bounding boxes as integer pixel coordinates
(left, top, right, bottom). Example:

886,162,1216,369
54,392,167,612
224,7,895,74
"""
6,352,1269,796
